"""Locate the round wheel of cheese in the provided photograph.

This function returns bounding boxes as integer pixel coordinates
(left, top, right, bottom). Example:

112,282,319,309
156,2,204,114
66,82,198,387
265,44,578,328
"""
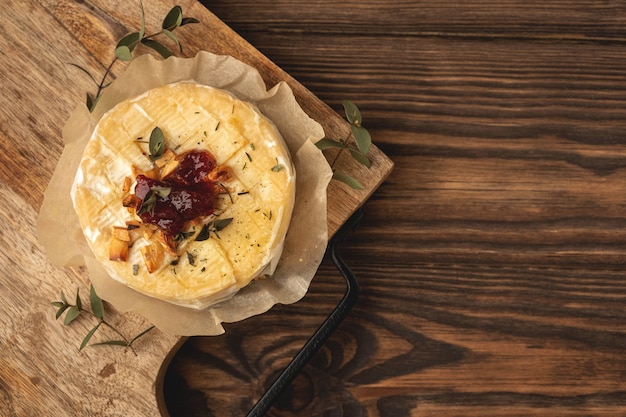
71,82,296,309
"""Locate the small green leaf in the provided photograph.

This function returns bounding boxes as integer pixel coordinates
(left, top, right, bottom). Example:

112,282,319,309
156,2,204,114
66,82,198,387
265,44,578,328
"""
75,288,82,311
315,138,347,151
214,218,233,231
195,224,211,241
181,17,200,26
115,45,133,62
92,340,130,347
63,306,81,325
86,93,94,111
138,1,146,39
80,322,102,351
162,5,183,30
141,39,172,59
54,303,70,320
343,100,362,126
271,164,285,172
138,190,157,216
61,291,68,305
116,32,140,50
332,171,364,190
349,148,372,168
350,125,372,155
151,185,171,198
90,285,105,320
88,94,102,113
162,29,182,53
149,126,165,158
51,301,65,308
195,218,233,241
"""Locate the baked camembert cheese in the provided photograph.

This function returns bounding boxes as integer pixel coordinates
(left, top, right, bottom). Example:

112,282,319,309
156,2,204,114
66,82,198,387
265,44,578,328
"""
71,82,295,309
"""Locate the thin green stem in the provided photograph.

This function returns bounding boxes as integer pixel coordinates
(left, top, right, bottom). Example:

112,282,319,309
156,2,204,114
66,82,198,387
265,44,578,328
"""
101,320,138,355
95,58,118,102
75,303,143,355
329,130,354,169
93,30,167,106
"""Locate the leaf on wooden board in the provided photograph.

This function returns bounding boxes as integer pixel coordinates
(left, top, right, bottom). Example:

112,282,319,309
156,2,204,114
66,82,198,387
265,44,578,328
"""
332,171,364,190
343,100,362,126
63,306,81,326
316,137,347,150
80,322,102,351
350,124,372,155
162,5,183,31
89,284,104,320
140,39,172,59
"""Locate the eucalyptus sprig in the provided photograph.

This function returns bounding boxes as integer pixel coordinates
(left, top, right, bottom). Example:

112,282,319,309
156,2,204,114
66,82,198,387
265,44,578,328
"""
52,285,155,354
316,100,372,189
73,2,199,112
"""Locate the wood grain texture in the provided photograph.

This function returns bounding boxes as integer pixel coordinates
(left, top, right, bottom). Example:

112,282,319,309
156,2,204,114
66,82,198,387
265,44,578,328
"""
163,1,626,416
0,0,390,416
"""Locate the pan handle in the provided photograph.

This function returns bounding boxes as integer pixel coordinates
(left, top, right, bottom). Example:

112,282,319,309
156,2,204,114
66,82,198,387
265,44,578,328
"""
246,209,363,417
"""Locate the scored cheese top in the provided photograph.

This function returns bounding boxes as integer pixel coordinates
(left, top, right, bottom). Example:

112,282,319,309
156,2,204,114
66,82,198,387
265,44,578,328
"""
71,82,296,309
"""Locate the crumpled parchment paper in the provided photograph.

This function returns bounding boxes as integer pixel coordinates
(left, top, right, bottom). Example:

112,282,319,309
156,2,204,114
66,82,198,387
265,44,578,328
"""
37,51,333,336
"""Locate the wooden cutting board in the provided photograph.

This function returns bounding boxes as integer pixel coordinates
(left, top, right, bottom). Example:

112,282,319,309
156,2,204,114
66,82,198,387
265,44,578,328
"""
0,0,392,416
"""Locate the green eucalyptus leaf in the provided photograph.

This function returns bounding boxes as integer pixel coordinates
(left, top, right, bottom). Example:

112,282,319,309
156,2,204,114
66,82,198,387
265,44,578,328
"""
350,125,372,155
54,303,70,320
332,171,364,190
162,29,182,53
88,94,102,114
162,5,183,30
80,322,102,351
116,32,140,50
343,100,362,126
92,340,129,347
315,137,347,151
141,39,172,59
115,45,133,62
75,288,82,311
181,17,200,26
63,306,81,325
139,1,146,39
86,93,94,111
149,126,165,158
349,148,372,168
90,284,105,319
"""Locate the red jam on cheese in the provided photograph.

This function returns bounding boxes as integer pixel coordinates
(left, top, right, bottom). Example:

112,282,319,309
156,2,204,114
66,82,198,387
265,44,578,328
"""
133,150,219,237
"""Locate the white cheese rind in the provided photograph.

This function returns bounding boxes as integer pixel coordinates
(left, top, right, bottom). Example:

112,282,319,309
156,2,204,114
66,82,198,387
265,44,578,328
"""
71,82,296,309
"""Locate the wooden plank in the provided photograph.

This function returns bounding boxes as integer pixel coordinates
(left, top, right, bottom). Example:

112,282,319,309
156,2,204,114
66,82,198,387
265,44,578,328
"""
0,1,392,416
164,1,626,416
205,0,626,39
0,180,182,416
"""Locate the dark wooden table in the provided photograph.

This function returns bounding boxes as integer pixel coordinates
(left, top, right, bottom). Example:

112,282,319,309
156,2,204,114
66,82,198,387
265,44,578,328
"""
163,1,626,416
1,0,625,415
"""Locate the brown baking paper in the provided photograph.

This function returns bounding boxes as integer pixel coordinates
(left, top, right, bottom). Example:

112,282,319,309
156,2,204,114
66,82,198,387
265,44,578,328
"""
38,51,333,336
